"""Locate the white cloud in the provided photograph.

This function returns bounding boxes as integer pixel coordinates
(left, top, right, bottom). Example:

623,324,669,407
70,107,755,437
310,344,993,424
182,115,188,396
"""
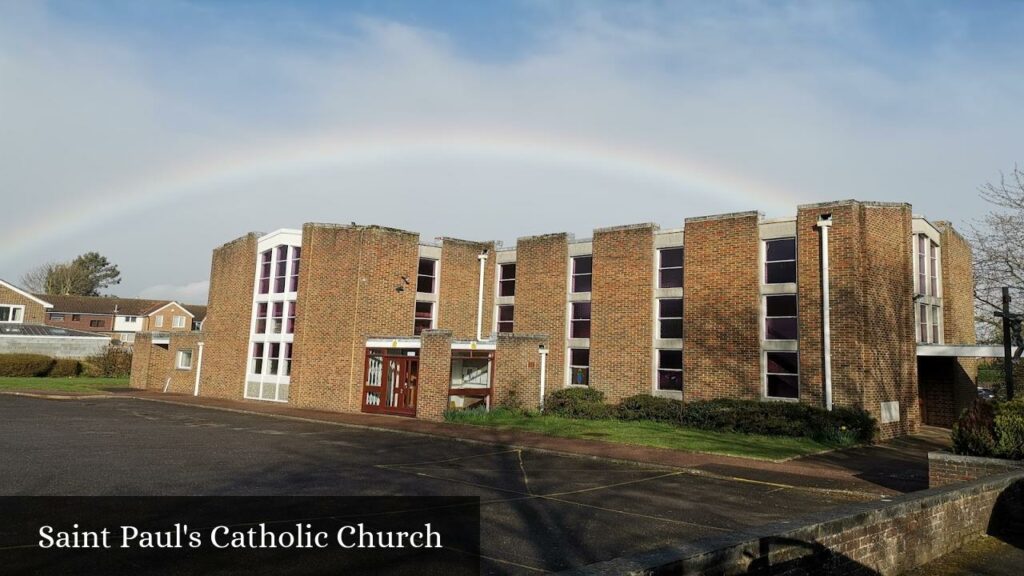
138,281,210,304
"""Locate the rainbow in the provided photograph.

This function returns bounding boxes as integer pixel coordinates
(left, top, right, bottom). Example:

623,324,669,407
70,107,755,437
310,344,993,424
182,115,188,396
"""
4,127,803,261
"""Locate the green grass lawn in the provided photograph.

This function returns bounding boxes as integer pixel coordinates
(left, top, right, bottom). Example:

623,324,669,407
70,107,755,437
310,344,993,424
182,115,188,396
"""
446,408,845,461
0,376,131,393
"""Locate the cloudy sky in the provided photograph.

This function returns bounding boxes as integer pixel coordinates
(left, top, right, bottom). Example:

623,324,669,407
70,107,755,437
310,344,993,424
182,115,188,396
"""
2,1,1022,303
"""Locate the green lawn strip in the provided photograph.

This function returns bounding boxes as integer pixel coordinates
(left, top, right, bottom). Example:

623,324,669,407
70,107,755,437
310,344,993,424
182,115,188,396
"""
0,376,131,393
446,410,841,461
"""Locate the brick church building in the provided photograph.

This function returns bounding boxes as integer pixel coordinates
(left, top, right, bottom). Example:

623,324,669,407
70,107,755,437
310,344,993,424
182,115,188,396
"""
131,200,978,439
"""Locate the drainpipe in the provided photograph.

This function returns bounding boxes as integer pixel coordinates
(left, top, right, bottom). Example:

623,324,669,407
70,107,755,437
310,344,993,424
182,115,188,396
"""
193,341,204,396
476,249,488,341
816,214,834,411
538,344,549,411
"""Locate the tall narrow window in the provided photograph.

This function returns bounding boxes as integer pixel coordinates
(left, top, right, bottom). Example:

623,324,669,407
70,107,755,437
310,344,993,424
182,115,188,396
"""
917,235,927,295
274,246,288,293
269,343,281,375
929,241,938,297
659,248,684,288
497,305,514,333
919,303,929,343
766,352,799,399
765,295,798,340
417,258,437,293
765,238,796,284
658,298,683,339
259,250,271,294
569,348,590,386
414,301,434,335
570,302,591,339
931,305,941,344
499,263,516,297
286,302,296,334
256,303,268,333
290,247,301,292
284,343,293,377
657,350,683,391
252,343,264,374
271,302,284,334
572,256,593,293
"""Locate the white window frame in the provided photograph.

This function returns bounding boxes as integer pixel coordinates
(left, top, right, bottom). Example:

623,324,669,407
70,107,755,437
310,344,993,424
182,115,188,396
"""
656,349,683,392
764,237,797,284
154,316,164,328
417,258,438,294
657,248,684,289
176,349,193,370
571,255,593,294
496,304,514,333
656,298,683,339
568,348,590,387
414,301,435,334
172,315,186,329
498,263,516,297
764,294,798,341
246,231,301,403
0,305,25,324
764,350,800,401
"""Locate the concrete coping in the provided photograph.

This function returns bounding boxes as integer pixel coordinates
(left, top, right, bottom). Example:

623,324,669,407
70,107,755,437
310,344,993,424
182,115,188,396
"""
303,222,419,237
561,468,1024,575
516,231,572,244
684,210,762,224
215,232,260,251
438,237,495,248
592,222,659,234
797,199,911,211
929,450,1024,468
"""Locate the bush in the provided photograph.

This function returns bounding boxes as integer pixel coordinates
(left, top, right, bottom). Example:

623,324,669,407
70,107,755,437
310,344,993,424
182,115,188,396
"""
546,388,611,419
0,354,55,377
85,346,132,378
994,400,1024,460
952,400,997,457
48,359,81,378
616,394,683,423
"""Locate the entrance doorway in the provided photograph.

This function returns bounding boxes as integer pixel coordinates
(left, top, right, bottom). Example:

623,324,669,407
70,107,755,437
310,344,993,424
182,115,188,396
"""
362,348,419,416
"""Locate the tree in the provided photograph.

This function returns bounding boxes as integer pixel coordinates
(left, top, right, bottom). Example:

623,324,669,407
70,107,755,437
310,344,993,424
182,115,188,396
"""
20,252,121,296
970,166,1024,343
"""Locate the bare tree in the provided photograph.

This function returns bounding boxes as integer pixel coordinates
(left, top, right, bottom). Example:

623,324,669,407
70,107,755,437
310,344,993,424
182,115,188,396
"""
970,166,1024,342
20,259,107,296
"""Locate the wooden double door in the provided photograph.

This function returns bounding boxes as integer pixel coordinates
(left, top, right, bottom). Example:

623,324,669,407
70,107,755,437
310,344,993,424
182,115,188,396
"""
362,349,419,417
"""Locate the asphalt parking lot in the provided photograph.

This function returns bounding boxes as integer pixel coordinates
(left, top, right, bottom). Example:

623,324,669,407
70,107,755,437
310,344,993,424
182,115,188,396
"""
0,396,873,574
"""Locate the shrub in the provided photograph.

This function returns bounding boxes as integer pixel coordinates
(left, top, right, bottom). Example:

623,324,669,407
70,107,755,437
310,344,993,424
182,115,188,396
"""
546,388,610,419
994,400,1024,460
0,354,55,377
952,400,997,457
48,359,81,378
85,346,132,378
616,394,683,423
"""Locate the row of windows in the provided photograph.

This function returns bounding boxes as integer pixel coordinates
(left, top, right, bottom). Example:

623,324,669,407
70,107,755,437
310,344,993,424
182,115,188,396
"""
567,349,683,392
255,301,297,334
251,342,294,377
916,235,940,297
259,245,301,295
153,315,187,329
0,305,24,323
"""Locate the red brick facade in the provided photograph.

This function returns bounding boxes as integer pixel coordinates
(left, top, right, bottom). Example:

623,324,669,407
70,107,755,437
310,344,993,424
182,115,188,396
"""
591,224,656,402
134,201,978,437
683,212,762,400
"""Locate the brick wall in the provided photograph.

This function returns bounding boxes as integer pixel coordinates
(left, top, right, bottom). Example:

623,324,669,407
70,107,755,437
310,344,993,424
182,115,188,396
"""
290,224,419,414
937,221,979,420
798,202,918,439
591,224,655,402
494,333,548,409
0,283,46,323
166,332,203,394
437,238,495,340
197,233,257,400
44,312,111,333
918,357,961,427
417,330,453,421
683,212,761,400
514,233,568,391
571,470,1024,576
929,451,1024,488
129,332,171,390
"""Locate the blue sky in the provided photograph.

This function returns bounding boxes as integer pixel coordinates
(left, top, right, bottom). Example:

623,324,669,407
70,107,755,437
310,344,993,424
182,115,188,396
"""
2,1,1023,302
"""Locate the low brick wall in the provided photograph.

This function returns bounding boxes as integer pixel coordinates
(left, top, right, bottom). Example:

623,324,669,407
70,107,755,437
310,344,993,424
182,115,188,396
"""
563,470,1024,576
929,451,1024,488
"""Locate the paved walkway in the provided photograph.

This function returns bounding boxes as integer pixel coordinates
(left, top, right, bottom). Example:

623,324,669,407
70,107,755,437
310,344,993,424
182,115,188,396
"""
17,388,944,496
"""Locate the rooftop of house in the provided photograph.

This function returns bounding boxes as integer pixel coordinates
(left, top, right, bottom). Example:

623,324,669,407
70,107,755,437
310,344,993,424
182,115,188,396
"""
36,294,206,319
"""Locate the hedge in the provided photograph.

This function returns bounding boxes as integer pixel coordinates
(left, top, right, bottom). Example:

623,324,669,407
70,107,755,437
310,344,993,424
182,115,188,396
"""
953,399,1024,460
0,354,56,377
49,359,81,378
547,391,876,443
